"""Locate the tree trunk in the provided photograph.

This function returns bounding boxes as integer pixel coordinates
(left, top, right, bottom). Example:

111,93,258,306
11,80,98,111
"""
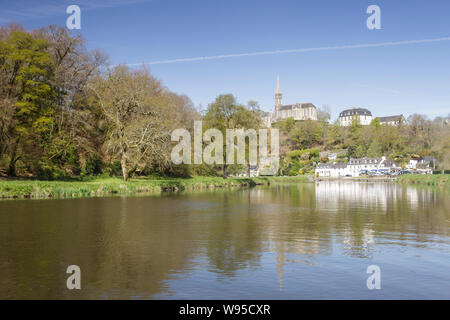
121,156,128,182
223,164,228,179
7,140,19,177
247,164,251,177
7,158,17,177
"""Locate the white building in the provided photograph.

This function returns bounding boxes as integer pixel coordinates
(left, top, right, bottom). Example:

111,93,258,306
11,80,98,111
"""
261,75,317,127
315,157,398,177
406,156,436,174
378,115,405,126
338,108,372,126
315,162,348,178
347,157,397,177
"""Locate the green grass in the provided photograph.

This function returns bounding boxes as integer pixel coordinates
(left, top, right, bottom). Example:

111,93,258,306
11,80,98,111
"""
396,174,450,188
0,175,310,199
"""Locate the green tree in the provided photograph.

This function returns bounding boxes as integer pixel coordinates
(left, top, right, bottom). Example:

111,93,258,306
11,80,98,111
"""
203,94,261,178
0,30,55,176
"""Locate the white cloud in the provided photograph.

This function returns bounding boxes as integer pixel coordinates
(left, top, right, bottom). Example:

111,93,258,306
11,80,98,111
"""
124,37,450,66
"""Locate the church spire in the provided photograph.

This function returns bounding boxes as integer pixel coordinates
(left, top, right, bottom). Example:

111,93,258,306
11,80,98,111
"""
276,74,281,94
275,74,282,109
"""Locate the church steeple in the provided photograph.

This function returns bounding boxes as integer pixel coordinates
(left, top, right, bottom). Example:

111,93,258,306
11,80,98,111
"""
275,74,282,111
276,74,281,93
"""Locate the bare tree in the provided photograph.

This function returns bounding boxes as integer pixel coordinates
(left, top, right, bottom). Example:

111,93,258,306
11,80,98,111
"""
91,66,172,181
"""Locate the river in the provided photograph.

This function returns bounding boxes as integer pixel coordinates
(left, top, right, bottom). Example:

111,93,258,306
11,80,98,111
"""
0,181,449,299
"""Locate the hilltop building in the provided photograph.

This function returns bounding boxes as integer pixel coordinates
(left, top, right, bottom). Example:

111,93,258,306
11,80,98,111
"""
262,75,318,127
338,108,372,126
378,115,405,126
338,107,406,127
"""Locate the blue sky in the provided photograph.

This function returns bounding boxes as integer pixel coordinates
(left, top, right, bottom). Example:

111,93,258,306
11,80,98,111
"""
1,0,449,120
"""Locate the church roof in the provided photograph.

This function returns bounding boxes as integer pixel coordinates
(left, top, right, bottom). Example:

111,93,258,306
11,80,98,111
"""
339,107,372,117
378,115,404,123
278,103,316,111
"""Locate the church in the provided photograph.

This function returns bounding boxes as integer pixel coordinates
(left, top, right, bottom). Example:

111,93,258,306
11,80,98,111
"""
262,75,318,127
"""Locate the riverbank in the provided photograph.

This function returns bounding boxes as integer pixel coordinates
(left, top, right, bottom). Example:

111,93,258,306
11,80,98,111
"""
395,174,450,188
0,175,309,199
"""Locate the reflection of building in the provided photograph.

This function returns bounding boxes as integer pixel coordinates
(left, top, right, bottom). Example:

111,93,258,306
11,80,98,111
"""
314,181,402,211
261,75,318,127
342,227,375,258
339,107,372,126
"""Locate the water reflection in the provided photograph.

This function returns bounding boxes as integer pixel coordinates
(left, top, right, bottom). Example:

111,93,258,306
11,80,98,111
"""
0,182,449,299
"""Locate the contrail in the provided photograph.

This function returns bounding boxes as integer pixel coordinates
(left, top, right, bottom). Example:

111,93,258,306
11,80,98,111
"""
124,36,450,66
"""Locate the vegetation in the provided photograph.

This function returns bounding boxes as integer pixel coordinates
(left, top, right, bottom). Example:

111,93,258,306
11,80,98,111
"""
275,114,450,175
396,174,450,188
0,175,309,199
203,94,265,178
1,23,449,186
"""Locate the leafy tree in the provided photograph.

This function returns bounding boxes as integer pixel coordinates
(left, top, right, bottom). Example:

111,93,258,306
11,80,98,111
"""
203,94,261,178
0,29,55,175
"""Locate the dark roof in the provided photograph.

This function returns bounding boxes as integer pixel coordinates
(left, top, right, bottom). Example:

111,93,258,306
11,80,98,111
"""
348,157,382,165
278,103,316,111
419,156,439,165
316,162,347,169
261,112,270,117
378,115,404,123
279,104,293,111
339,108,372,117
348,157,396,167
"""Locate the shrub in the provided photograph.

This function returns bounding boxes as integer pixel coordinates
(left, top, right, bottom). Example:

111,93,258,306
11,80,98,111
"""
82,155,104,176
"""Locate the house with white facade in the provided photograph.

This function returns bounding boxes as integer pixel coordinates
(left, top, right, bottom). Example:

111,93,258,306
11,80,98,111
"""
315,157,398,177
315,162,348,178
338,108,372,126
406,156,437,174
378,115,405,126
346,157,397,177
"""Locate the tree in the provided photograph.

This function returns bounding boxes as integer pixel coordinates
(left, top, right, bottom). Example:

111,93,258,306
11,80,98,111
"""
38,26,107,172
0,29,55,176
92,66,172,181
317,105,331,122
203,94,261,178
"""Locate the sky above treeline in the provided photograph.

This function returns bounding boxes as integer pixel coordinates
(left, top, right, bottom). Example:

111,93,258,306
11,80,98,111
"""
1,0,450,121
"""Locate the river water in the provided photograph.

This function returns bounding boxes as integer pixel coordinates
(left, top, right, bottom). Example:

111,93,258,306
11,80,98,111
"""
0,181,449,299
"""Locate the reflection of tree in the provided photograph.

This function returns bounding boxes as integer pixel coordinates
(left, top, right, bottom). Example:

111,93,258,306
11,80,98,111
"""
1,184,449,298
204,192,264,277
0,197,202,299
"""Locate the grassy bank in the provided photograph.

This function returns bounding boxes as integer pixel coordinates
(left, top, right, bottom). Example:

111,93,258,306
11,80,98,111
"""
0,175,309,199
396,174,450,188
